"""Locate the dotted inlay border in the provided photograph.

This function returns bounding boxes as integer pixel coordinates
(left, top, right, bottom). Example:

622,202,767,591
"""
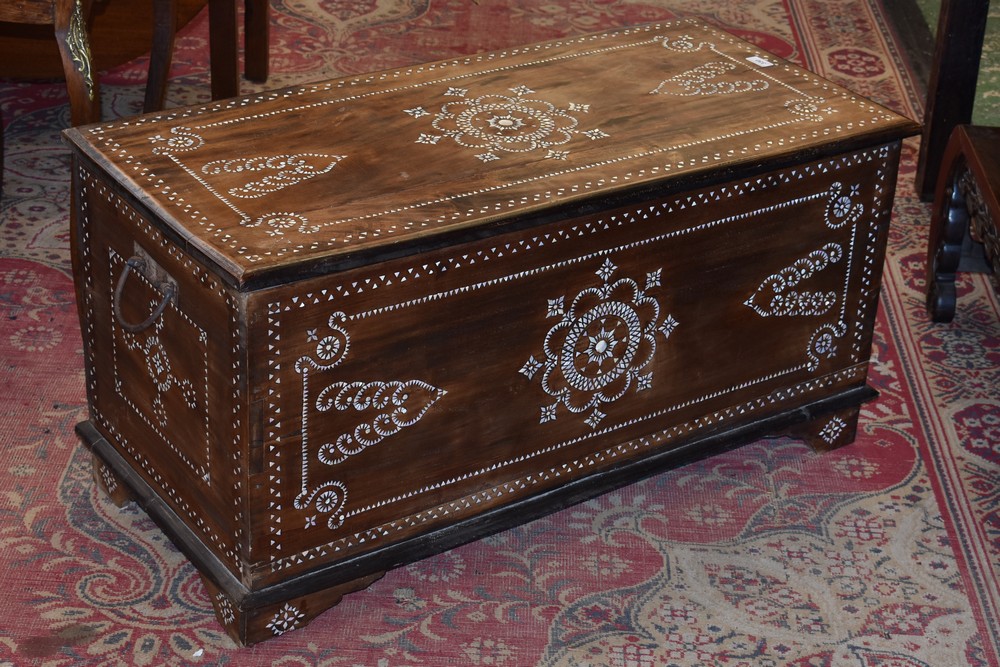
78,169,247,575
83,19,900,267
265,146,893,571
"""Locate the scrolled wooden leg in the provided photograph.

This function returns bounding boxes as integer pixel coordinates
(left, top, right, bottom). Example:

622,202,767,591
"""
925,130,974,323
201,571,386,646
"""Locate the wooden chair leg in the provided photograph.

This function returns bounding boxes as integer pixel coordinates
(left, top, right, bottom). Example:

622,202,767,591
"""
244,0,269,83
925,131,970,323
53,0,101,125
208,0,239,99
144,0,178,113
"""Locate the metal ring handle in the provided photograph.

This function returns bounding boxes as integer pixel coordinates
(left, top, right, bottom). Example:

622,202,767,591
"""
113,257,176,333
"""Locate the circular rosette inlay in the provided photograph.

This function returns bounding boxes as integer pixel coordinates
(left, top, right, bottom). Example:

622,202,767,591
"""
528,260,674,428
441,94,576,153
427,88,594,160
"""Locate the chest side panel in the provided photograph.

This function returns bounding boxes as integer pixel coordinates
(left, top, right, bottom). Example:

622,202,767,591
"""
247,143,899,582
75,165,248,576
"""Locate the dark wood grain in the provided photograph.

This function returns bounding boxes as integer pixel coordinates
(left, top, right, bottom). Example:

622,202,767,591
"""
0,0,206,78
68,20,918,645
915,0,990,201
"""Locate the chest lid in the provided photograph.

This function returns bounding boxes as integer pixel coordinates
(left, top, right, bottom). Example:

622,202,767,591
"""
65,18,918,289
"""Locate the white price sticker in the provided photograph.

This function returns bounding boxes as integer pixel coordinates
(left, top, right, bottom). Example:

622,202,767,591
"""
746,55,775,67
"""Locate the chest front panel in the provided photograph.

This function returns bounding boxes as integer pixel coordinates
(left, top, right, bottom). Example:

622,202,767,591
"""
249,143,897,581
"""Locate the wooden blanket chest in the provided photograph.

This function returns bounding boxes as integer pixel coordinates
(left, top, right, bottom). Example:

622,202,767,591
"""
65,19,918,645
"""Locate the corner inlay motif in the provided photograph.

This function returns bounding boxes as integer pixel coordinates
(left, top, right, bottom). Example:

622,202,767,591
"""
202,154,345,199
651,61,769,96
819,415,848,445
744,243,843,317
267,603,305,636
294,313,446,529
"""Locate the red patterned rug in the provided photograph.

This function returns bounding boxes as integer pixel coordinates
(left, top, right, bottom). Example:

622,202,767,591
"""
1,1,999,665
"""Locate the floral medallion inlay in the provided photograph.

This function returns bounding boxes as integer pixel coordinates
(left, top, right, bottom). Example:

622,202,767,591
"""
406,85,608,162
521,259,677,429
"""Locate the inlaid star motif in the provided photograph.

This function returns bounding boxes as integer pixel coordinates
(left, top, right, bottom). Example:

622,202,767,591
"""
585,327,619,366
585,409,606,429
520,355,543,380
660,314,679,338
487,113,526,131
584,128,610,140
596,258,617,282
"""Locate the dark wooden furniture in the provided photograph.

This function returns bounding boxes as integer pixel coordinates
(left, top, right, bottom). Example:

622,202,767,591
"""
926,124,1000,320
1,0,268,202
207,0,269,99
65,19,918,645
143,0,271,108
915,0,991,201
0,0,207,78
0,0,101,126
0,0,100,199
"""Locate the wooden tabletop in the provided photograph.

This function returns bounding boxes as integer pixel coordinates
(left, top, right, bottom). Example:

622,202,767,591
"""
65,18,919,288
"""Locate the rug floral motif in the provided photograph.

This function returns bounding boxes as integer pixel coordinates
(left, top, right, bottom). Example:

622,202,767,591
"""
1,0,998,665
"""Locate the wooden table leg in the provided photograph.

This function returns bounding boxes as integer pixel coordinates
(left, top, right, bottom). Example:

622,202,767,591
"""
208,0,239,99
244,0,269,83
144,0,178,112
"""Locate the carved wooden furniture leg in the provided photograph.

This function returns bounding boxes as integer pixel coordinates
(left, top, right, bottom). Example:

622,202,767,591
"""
53,0,101,126
926,125,1000,322
202,572,385,646
0,0,100,204
143,0,178,113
